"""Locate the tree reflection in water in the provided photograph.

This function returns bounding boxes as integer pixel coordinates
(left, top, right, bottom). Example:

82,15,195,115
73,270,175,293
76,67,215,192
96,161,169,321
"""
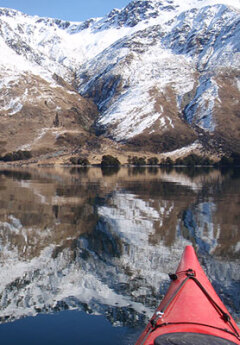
0,166,239,337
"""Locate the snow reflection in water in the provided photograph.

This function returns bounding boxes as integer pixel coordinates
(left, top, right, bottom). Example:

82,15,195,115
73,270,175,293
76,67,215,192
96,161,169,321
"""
0,167,239,343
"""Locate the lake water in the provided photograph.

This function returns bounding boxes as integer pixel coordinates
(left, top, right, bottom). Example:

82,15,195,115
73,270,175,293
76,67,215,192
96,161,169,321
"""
0,166,239,344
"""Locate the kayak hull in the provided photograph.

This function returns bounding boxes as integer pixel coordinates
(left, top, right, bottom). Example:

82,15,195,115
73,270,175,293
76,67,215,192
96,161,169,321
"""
135,246,240,345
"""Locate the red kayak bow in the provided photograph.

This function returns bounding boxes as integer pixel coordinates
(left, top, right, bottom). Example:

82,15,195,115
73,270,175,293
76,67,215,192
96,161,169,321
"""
135,246,240,345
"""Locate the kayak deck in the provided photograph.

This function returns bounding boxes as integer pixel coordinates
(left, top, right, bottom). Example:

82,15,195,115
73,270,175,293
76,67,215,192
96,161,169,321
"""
154,332,238,345
135,246,240,345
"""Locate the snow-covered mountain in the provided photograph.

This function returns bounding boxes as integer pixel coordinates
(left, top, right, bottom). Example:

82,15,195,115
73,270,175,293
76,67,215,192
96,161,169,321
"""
0,0,240,158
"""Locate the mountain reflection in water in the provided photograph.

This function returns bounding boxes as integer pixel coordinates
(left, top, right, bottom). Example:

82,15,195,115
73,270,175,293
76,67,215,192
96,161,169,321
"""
0,166,239,342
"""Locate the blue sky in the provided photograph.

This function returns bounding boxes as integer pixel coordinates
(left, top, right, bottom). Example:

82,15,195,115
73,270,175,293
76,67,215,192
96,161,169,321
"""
0,0,131,21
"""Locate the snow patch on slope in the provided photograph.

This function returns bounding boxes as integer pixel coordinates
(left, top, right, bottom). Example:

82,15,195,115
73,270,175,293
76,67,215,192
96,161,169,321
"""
82,41,196,140
169,0,240,11
2,98,23,115
161,142,203,158
184,77,219,131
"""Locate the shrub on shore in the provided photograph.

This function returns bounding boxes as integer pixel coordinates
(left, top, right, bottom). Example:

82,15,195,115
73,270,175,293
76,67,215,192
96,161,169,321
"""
0,150,32,162
101,155,120,167
165,157,174,165
147,157,159,165
70,157,89,166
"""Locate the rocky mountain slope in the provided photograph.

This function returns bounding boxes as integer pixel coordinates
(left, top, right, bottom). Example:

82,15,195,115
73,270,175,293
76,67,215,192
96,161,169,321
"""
0,0,240,161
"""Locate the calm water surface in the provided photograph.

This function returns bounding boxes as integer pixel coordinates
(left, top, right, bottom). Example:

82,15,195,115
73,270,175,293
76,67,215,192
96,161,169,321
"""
0,166,239,344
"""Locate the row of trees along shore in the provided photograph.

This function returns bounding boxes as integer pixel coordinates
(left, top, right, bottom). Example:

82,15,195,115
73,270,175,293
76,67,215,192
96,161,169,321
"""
0,151,239,167
69,153,240,167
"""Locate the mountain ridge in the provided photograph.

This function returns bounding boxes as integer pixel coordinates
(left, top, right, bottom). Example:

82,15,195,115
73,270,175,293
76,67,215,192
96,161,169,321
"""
0,0,239,163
